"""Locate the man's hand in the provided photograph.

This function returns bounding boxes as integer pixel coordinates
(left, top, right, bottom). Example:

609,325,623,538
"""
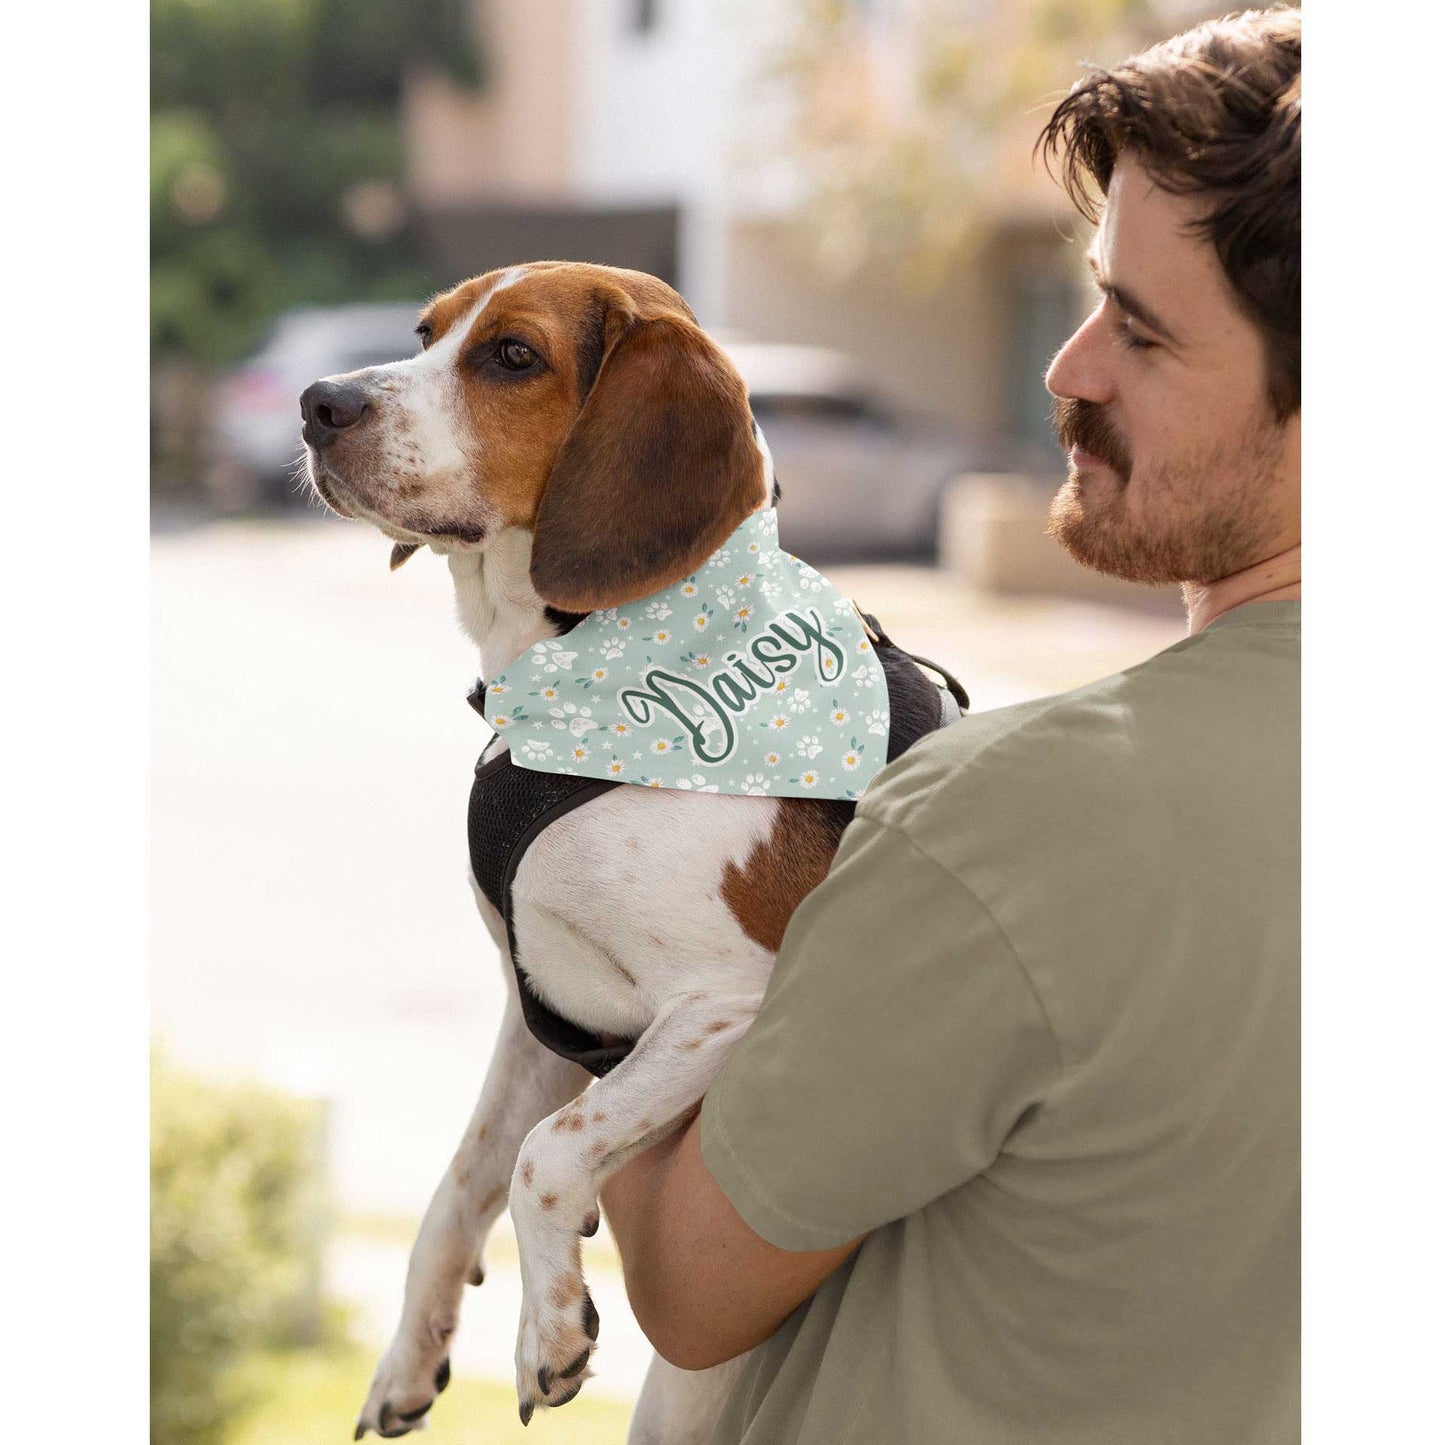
599,1105,864,1372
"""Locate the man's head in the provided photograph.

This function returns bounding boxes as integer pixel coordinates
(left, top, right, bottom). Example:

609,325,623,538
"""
1036,8,1301,585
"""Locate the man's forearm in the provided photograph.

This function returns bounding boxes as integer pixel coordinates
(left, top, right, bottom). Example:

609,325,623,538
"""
600,1109,865,1371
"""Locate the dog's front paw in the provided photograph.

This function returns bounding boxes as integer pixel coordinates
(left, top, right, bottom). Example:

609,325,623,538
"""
515,1264,601,1424
355,1331,454,1439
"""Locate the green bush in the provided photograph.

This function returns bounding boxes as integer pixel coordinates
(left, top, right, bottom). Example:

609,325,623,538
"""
151,1050,329,1445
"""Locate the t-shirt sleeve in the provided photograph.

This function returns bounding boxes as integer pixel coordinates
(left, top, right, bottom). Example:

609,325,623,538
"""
700,810,1061,1251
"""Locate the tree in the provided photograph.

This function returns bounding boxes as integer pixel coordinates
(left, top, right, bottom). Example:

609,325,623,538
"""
151,0,485,367
758,0,1223,291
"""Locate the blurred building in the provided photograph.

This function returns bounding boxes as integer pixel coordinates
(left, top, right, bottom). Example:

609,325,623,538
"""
402,1,1212,467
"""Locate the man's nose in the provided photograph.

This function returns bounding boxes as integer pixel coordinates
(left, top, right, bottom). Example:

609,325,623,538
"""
300,380,370,447
1045,303,1111,404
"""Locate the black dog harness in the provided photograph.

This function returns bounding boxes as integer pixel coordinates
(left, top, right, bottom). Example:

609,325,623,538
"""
467,610,969,1079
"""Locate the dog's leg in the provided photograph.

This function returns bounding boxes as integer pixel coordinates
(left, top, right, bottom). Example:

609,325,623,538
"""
508,989,763,1423
627,1349,756,1445
354,973,591,1439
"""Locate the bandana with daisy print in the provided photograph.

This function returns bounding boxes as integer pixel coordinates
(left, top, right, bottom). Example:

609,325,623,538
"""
479,506,891,799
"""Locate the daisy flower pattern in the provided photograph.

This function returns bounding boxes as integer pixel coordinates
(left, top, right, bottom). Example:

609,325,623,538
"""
477,505,892,798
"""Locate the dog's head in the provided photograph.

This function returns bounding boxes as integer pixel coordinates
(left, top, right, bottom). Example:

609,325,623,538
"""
300,262,769,610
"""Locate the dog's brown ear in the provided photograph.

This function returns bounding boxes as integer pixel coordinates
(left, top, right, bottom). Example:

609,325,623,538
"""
529,311,765,611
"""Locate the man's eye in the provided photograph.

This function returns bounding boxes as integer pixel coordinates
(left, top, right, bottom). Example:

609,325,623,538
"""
497,339,539,371
1114,316,1157,351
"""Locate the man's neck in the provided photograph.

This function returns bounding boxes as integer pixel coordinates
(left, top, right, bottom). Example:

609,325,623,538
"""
1182,544,1301,635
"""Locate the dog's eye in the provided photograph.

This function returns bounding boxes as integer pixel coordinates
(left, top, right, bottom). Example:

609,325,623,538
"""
497,339,539,371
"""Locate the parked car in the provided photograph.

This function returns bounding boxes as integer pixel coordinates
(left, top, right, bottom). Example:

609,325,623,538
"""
203,303,423,509
721,342,985,561
207,308,982,559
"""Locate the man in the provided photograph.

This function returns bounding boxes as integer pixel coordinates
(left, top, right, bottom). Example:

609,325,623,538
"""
601,9,1301,1442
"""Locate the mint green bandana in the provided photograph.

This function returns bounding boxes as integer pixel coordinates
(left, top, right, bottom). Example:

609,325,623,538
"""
480,507,891,799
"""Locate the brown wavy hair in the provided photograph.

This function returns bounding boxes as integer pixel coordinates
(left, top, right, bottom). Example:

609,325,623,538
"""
1036,8,1301,419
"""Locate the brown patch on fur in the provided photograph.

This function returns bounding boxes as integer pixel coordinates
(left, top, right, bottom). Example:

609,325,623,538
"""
720,798,854,953
705,1020,730,1034
521,1160,534,1187
476,1123,489,1141
540,1192,558,1211
550,1274,585,1309
552,1110,586,1133
404,263,724,542
681,1038,705,1050
589,1139,608,1160
591,1111,607,1123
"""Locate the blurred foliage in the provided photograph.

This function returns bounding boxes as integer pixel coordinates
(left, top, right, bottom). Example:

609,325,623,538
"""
763,0,1223,291
151,0,485,368
151,1049,330,1445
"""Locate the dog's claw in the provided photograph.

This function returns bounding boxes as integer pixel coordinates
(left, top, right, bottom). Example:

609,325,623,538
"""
435,1358,451,1395
583,1291,600,1341
354,1426,367,1442
537,1364,553,1396
580,1209,600,1237
519,1399,535,1427
558,1345,591,1381
468,1264,485,1286
552,1377,585,1409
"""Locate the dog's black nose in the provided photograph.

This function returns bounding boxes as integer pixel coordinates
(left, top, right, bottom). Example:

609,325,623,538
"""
300,380,369,446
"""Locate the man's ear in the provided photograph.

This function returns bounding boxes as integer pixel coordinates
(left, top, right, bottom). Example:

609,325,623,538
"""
529,311,766,612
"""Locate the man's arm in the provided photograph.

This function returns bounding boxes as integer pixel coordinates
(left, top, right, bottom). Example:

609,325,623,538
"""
599,1107,864,1372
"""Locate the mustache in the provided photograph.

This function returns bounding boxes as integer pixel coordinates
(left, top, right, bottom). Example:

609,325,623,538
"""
1052,397,1132,480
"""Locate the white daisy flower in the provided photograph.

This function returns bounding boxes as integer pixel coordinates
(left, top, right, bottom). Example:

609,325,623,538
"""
764,751,782,767
799,770,818,788
571,744,591,762
842,751,861,771
830,707,850,725
769,714,789,730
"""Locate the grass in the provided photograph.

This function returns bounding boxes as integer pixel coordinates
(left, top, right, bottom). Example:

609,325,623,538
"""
225,1342,634,1445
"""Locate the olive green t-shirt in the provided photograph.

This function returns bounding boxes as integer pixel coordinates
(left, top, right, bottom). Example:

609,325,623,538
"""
700,600,1300,1444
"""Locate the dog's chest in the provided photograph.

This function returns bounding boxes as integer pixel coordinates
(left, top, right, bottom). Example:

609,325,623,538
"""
505,785,780,1038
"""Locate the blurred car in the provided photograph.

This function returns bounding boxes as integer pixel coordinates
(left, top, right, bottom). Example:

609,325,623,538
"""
206,308,981,558
203,302,423,509
722,342,984,561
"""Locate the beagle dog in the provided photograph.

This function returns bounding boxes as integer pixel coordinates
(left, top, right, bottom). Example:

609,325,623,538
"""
300,262,953,1442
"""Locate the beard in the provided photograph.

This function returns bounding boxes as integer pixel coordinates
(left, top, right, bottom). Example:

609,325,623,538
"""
1047,396,1289,585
